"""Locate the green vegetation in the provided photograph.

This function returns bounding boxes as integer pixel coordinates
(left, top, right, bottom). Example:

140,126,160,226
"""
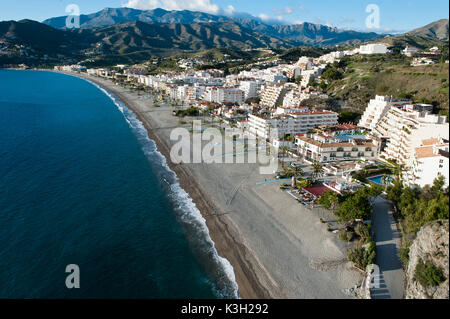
173,107,201,118
338,110,361,124
318,191,340,211
387,176,449,234
318,185,383,223
339,229,354,242
348,244,376,271
310,161,324,180
322,67,344,81
414,258,446,287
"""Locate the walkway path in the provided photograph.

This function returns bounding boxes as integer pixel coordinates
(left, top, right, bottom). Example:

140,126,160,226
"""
371,196,404,299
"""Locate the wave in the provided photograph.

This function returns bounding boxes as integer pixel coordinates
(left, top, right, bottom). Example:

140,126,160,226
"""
87,79,239,299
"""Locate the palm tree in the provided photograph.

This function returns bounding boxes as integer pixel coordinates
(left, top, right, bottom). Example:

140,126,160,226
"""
311,161,324,181
292,165,304,178
385,160,405,183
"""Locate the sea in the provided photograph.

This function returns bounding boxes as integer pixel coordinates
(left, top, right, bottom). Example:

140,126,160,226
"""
0,69,238,298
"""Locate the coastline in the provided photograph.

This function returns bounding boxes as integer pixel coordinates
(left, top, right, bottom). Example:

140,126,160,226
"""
52,70,363,299
59,71,276,298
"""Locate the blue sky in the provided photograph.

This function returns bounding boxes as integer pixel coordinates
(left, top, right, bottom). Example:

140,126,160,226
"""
0,0,448,33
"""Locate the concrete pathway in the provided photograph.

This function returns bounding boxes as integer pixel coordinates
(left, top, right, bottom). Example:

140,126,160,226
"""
371,196,404,299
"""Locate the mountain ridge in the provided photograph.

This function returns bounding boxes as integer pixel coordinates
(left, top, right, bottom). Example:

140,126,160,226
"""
42,7,384,47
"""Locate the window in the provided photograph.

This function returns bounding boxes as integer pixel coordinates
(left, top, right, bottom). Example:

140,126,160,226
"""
365,147,372,152
337,147,344,152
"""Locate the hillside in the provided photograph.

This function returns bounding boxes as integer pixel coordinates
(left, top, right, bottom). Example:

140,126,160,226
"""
381,19,449,49
407,19,449,41
0,19,295,66
80,20,295,53
0,19,84,53
322,53,449,116
405,220,448,299
235,20,384,46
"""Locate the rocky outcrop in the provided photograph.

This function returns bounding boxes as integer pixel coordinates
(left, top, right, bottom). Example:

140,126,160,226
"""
405,220,449,299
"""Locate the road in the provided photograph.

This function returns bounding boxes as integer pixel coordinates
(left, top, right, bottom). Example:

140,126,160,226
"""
371,196,404,299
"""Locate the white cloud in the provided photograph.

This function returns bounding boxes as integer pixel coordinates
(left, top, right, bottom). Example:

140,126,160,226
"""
258,13,270,21
224,5,235,16
273,6,293,15
123,0,221,14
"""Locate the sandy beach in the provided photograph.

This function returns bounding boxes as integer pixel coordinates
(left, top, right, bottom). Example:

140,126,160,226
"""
63,71,363,299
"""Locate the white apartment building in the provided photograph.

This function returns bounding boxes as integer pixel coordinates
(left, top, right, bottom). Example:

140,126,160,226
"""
239,80,263,100
282,89,302,108
295,133,379,163
260,84,289,108
247,110,338,140
318,51,345,64
202,87,245,105
295,57,314,70
359,43,388,55
379,104,449,170
359,95,412,132
410,138,449,188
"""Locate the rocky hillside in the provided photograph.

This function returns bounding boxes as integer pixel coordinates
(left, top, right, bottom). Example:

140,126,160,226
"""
405,220,449,299
42,7,384,47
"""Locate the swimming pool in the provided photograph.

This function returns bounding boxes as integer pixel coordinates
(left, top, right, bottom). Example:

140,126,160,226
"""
367,175,393,185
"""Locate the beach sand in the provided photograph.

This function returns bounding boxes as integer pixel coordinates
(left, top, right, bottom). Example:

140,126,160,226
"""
65,72,363,299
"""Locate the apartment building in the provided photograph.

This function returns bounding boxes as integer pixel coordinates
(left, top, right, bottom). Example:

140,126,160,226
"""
358,95,412,132
410,138,449,188
247,110,338,140
239,80,263,100
379,104,449,169
260,84,290,108
295,131,379,163
202,87,245,105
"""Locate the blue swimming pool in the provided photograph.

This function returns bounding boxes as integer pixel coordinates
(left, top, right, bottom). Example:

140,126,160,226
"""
367,175,393,185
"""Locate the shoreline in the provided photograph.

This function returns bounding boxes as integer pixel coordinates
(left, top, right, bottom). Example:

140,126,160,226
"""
48,70,363,299
59,71,277,298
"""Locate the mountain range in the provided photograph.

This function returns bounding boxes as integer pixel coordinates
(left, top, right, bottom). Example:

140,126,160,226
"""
42,7,385,47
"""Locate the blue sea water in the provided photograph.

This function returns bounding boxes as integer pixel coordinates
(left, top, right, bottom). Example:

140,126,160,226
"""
0,70,237,298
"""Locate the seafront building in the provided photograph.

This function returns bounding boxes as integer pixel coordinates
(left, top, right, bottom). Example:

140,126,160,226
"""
410,138,449,188
295,125,380,163
247,108,338,140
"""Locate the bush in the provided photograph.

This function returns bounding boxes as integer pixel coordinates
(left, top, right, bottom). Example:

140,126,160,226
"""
399,247,410,266
355,223,370,241
414,259,446,287
348,246,376,270
339,229,354,242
